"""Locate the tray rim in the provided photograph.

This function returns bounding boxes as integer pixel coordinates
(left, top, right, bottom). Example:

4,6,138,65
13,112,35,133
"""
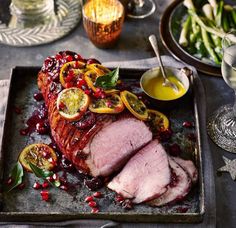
0,66,205,223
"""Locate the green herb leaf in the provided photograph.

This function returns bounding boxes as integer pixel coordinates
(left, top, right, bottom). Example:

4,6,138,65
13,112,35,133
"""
94,67,119,89
29,162,60,188
29,162,53,179
5,162,24,192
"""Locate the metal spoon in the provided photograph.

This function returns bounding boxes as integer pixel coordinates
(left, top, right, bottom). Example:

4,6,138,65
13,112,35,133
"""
149,34,179,92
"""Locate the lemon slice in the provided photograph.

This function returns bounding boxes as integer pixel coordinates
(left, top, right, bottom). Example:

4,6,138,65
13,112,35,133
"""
147,109,169,132
120,90,148,121
57,87,90,121
89,94,124,114
19,144,57,172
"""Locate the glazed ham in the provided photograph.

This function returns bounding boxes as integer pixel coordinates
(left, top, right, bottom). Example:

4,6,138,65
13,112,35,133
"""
148,157,192,206
38,64,152,176
107,140,171,204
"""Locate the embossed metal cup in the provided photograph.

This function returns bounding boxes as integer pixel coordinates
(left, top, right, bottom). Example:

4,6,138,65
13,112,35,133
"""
82,0,125,48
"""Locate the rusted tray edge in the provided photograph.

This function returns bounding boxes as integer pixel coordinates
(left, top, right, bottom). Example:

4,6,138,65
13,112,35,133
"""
0,66,205,223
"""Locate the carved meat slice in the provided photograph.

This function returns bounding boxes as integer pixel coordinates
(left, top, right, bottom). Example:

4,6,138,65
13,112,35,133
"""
172,157,198,184
149,157,191,207
107,140,171,204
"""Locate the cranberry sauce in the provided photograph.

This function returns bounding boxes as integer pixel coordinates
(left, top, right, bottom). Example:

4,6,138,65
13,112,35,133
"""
20,104,49,136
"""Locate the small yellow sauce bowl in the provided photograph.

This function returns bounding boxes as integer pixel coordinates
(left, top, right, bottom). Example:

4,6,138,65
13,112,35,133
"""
140,67,190,110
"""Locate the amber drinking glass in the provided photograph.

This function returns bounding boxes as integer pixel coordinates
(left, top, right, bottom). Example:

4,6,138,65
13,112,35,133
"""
82,0,125,48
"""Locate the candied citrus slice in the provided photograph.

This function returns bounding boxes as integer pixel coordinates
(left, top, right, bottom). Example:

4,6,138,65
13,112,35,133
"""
60,61,86,88
19,143,57,172
89,94,124,114
57,87,90,121
147,109,169,132
86,63,110,76
120,90,148,121
84,70,99,92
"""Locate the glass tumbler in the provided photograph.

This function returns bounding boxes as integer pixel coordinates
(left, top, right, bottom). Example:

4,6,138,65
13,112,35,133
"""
82,0,125,48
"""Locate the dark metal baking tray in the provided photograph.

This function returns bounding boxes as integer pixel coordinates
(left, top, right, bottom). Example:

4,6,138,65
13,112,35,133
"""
0,66,205,223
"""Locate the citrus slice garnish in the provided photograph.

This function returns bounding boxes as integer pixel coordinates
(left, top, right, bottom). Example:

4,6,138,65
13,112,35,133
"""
147,109,169,133
57,87,90,121
86,63,110,76
84,70,99,92
89,94,124,114
60,61,86,88
120,90,148,121
19,144,57,172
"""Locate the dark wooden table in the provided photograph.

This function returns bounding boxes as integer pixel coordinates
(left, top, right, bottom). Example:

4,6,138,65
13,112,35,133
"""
0,0,235,227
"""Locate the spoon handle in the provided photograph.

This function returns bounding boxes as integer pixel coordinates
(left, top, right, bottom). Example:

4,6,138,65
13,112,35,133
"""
148,34,167,80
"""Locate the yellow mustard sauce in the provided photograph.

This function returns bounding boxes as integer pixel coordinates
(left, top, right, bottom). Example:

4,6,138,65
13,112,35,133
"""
143,75,186,100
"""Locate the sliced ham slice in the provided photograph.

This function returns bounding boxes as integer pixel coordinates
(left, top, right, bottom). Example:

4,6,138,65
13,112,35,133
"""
172,157,198,184
86,117,152,177
148,157,191,207
107,140,171,204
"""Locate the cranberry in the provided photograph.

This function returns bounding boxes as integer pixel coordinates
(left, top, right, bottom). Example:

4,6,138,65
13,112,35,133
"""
85,196,94,202
42,181,49,189
93,192,102,198
84,89,91,95
58,102,65,110
48,158,57,166
106,101,112,108
183,121,193,128
42,151,50,158
65,82,74,88
52,173,59,180
60,156,74,172
158,128,173,142
74,54,83,61
91,208,99,213
55,53,62,61
36,122,48,134
86,58,101,65
66,55,73,62
84,177,104,191
115,195,124,203
88,201,97,208
40,190,50,201
77,79,86,88
17,183,26,190
33,92,43,101
46,176,54,182
6,177,13,185
65,74,74,83
48,142,59,151
20,128,29,136
168,143,182,157
43,57,56,72
60,185,68,191
33,182,41,190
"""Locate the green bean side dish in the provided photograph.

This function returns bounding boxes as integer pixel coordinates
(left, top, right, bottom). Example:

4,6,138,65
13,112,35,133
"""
179,0,236,65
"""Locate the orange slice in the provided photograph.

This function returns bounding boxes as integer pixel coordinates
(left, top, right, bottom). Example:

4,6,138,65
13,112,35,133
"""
19,144,57,172
120,90,148,121
59,61,86,88
57,87,90,121
89,94,124,114
147,109,169,132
